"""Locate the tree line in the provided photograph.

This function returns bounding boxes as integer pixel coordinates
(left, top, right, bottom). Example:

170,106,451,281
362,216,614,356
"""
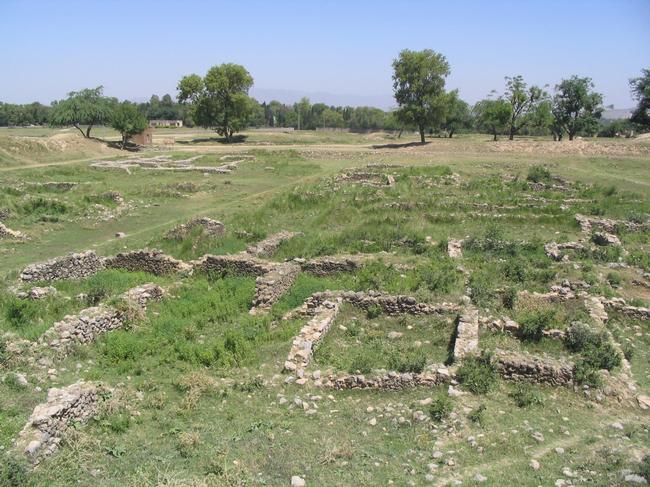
1,55,648,146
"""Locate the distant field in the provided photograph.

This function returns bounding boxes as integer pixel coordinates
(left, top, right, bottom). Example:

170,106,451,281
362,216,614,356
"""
0,129,649,486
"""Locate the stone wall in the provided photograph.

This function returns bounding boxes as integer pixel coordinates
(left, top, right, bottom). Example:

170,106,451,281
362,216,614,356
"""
284,297,342,377
251,262,301,314
494,350,574,386
191,253,276,276
245,231,301,257
37,283,163,355
447,239,463,259
601,297,650,320
298,254,369,276
329,369,451,390
16,286,57,300
16,381,104,463
20,251,105,282
165,217,225,240
308,290,460,316
105,249,189,275
544,241,583,261
453,306,479,360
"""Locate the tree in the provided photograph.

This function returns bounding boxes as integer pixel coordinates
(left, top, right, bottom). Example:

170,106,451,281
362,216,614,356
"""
392,49,450,143
442,90,471,138
322,108,345,128
629,68,650,130
552,76,604,141
178,64,254,142
473,99,512,141
50,86,114,138
111,102,148,149
503,75,548,140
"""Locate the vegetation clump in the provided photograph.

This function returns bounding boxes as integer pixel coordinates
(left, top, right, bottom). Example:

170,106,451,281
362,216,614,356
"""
457,354,498,394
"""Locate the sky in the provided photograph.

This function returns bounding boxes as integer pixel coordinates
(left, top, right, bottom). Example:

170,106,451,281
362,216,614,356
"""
1,0,648,109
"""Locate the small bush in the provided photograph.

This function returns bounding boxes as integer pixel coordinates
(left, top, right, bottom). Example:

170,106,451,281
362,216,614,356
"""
638,455,650,481
365,304,382,319
349,352,373,374
526,165,551,183
602,185,617,197
565,322,599,352
457,354,498,394
518,308,556,342
467,404,486,425
4,299,38,329
502,287,517,310
509,383,543,408
0,455,29,487
3,373,26,391
574,359,602,387
581,339,621,371
606,272,621,287
429,394,453,422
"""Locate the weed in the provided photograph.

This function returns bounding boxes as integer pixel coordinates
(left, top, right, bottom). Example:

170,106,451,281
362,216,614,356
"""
527,165,551,183
457,354,498,394
518,308,557,341
509,383,544,408
467,404,486,425
429,394,453,422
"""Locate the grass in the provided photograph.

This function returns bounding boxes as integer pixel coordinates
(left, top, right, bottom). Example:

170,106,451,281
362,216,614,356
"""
0,129,649,486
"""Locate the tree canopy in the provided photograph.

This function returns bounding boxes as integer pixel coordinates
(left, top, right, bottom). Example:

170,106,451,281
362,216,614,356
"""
473,99,512,141
392,49,450,143
110,102,148,149
552,76,603,140
178,64,254,142
629,68,650,130
502,75,548,140
49,86,114,138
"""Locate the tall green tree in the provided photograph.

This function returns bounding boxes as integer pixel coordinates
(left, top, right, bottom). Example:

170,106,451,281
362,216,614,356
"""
552,76,604,141
473,99,512,141
629,68,650,130
502,75,548,140
392,49,450,143
178,64,254,142
50,86,114,138
110,102,148,149
442,90,471,138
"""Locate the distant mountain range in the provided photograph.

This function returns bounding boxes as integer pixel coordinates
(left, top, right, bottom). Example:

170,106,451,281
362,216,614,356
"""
601,108,634,120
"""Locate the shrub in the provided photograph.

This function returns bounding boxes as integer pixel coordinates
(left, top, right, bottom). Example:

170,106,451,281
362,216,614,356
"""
574,359,602,387
502,287,517,310
0,456,29,487
509,383,543,408
503,259,527,283
518,308,556,341
349,351,373,374
457,354,498,394
638,455,650,481
581,339,621,371
565,322,599,352
468,273,494,307
428,394,453,422
526,165,551,183
467,404,486,425
415,262,460,293
3,373,26,391
602,185,617,197
606,272,621,287
4,299,38,329
365,304,382,319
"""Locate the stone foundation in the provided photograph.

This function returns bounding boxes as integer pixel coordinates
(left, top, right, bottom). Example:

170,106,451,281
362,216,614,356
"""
544,241,583,261
0,222,26,239
165,217,225,240
601,297,650,320
251,262,301,314
16,381,104,463
16,286,57,300
20,251,105,282
447,239,463,259
494,350,574,386
105,249,189,275
298,254,370,276
245,231,302,257
329,369,451,390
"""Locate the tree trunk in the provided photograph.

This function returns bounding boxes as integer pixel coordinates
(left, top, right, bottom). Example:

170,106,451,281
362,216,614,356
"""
449,129,454,138
73,124,86,138
121,135,126,150
85,125,93,138
558,133,563,141
508,125,515,140
419,126,425,144
568,133,574,141
493,131,498,142
397,129,403,139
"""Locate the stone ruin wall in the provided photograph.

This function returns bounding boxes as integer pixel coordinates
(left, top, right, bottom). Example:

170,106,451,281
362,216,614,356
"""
15,381,104,464
20,251,105,282
105,249,190,276
245,231,302,257
164,217,225,240
191,253,276,276
494,350,574,386
250,262,301,314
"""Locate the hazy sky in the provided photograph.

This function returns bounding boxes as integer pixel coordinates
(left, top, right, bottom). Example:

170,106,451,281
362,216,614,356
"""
1,0,648,109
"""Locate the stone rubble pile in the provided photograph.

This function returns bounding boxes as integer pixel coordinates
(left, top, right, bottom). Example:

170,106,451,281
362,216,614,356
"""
20,251,105,282
250,262,301,314
575,213,648,234
487,317,566,340
447,239,464,259
544,241,584,261
164,217,225,240
245,230,302,257
16,286,58,300
15,381,105,463
601,297,650,320
90,154,244,174
105,249,190,275
591,231,621,247
0,221,26,239
453,306,479,360
494,350,575,386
